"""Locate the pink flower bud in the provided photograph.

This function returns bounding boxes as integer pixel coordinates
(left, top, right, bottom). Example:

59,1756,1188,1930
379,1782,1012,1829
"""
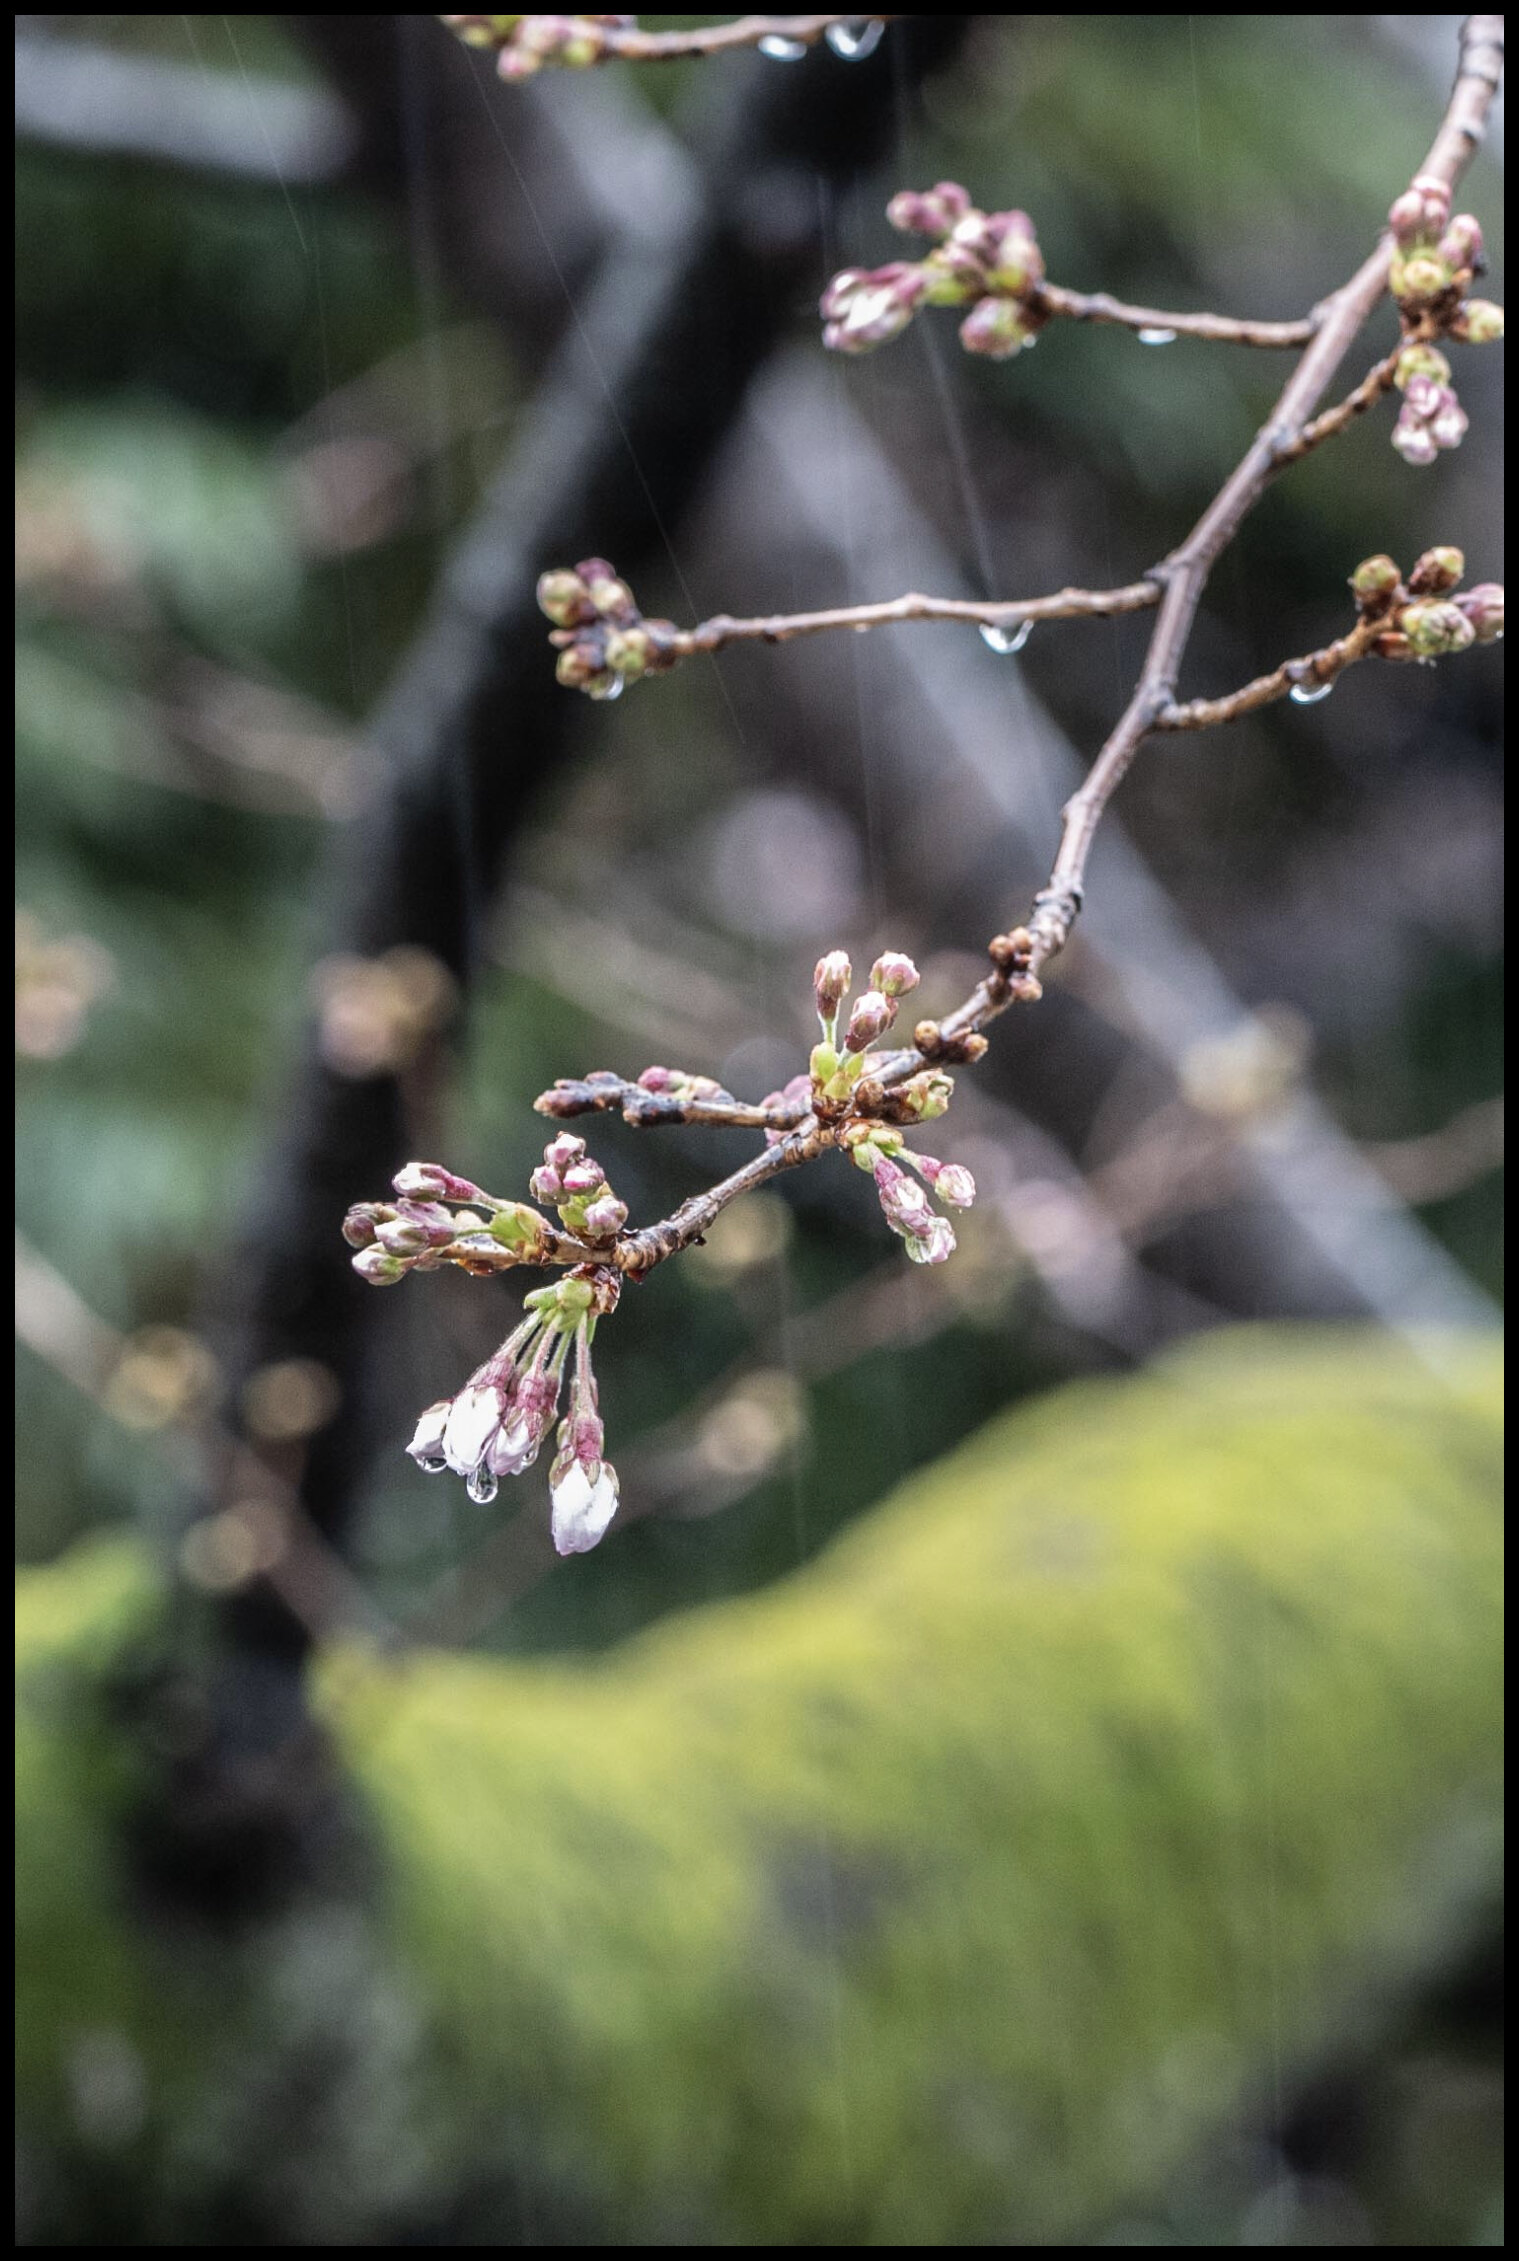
869,950,920,999
1410,175,1452,232
393,1162,484,1203
1457,583,1504,642
406,1400,452,1472
821,264,927,354
1400,599,1477,658
813,950,853,1018
529,1164,562,1201
559,1159,605,1196
903,1215,956,1266
885,180,972,239
579,1193,628,1239
917,1156,976,1208
1387,188,1426,246
1391,412,1438,468
544,1133,586,1174
375,1200,457,1253
1429,395,1469,450
638,1065,678,1092
844,990,895,1051
1393,342,1452,391
352,1246,410,1285
342,1201,389,1247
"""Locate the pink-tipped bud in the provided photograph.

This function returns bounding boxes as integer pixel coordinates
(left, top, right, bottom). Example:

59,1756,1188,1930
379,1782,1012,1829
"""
983,209,1043,295
1457,582,1504,643
1387,188,1426,246
813,950,853,1018
869,950,920,1000
903,1215,956,1266
1428,394,1469,450
957,297,1031,360
821,264,927,355
544,1133,586,1175
529,1164,562,1201
393,1162,484,1203
885,180,973,240
1393,343,1452,391
342,1201,389,1248
579,1193,628,1239
918,1156,976,1208
1391,411,1439,468
1438,214,1484,270
873,1155,933,1237
352,1246,411,1285
376,1200,458,1253
1407,546,1465,596
559,1158,605,1197
636,1064,677,1092
844,990,895,1051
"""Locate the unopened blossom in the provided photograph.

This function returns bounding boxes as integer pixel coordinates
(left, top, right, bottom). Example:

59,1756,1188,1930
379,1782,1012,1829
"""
548,1318,619,1554
958,296,1034,360
1400,599,1476,658
886,181,973,239
1457,583,1504,642
844,989,895,1051
821,264,928,355
871,1154,959,1266
869,951,920,999
1452,298,1504,344
1392,371,1468,466
912,1154,977,1207
1406,545,1464,595
814,950,852,1026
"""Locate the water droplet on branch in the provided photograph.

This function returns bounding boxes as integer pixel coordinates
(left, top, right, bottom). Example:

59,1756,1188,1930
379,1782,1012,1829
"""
825,20,884,60
1137,327,1178,346
1289,679,1334,705
980,619,1033,656
758,34,809,61
466,1467,499,1504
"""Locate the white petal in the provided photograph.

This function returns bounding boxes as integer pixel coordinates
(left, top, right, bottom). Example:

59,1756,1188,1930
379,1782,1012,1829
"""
551,1462,620,1556
443,1385,502,1473
488,1414,540,1476
406,1400,451,1465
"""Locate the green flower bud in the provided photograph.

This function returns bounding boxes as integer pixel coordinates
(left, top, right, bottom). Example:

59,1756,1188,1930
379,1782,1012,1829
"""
1456,299,1505,343
1400,599,1477,659
1395,253,1453,303
489,1202,549,1255
536,569,593,627
810,1042,839,1086
1393,342,1452,390
1406,546,1465,596
1350,555,1402,607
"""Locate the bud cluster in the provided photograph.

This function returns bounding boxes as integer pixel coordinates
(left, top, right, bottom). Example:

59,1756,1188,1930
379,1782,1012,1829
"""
1349,547,1503,661
842,1123,976,1267
821,182,1048,361
407,1267,623,1550
529,1131,628,1242
807,947,922,1105
1390,343,1471,468
537,558,680,700
441,15,635,79
342,1160,559,1284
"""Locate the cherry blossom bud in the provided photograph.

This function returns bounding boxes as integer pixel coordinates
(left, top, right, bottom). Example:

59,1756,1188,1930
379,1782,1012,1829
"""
1394,252,1452,304
488,1202,551,1256
579,1193,628,1239
1428,394,1469,450
873,1156,933,1235
821,264,928,354
886,181,972,239
1454,298,1504,343
983,210,1043,295
813,950,853,1018
551,1459,620,1555
958,297,1031,359
342,1201,389,1247
406,1400,451,1472
1393,343,1452,390
896,1070,954,1121
556,642,615,697
1410,174,1452,233
1387,188,1427,246
903,1214,956,1266
917,1156,976,1208
1407,546,1465,596
1400,599,1477,658
529,1164,562,1201
1438,214,1484,270
1457,583,1504,642
844,990,895,1051
869,951,920,999
1350,555,1402,608
1391,411,1439,468
536,569,594,627
443,1383,506,1474
376,1200,458,1253
559,1158,605,1196
545,1133,585,1173
393,1162,486,1203
352,1246,411,1285
637,1065,677,1092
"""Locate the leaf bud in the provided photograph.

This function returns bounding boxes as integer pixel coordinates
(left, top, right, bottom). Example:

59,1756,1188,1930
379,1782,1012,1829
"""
1350,554,1403,608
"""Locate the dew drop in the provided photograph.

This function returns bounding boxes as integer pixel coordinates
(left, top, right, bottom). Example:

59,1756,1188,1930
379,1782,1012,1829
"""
825,19,884,60
1137,326,1178,346
594,674,625,703
758,34,808,60
417,1454,449,1475
1289,679,1334,705
466,1466,499,1504
980,618,1033,656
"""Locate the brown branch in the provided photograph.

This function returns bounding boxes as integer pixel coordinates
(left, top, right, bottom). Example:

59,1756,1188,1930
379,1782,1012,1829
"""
1155,614,1386,732
449,15,899,67
675,578,1160,656
614,1122,833,1277
534,1070,811,1130
1031,283,1316,348
1270,344,1405,467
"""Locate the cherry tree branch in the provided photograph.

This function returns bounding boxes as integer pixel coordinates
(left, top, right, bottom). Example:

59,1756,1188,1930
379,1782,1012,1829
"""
1029,283,1316,347
445,14,899,70
671,578,1161,656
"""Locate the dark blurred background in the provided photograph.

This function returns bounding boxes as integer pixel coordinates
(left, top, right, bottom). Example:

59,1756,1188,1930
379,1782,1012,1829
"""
15,14,1504,2246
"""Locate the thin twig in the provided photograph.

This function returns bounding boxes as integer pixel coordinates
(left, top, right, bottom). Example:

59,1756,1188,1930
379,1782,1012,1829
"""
675,578,1160,655
462,15,899,66
1155,615,1386,732
1031,282,1316,348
